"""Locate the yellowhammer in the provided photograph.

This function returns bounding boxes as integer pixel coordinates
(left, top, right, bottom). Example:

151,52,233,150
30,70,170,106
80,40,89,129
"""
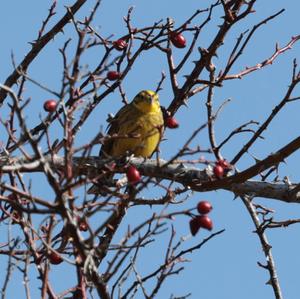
101,90,163,158
89,90,164,194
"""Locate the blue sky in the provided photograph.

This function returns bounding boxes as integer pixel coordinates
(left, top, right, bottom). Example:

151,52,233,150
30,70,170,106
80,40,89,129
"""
1,1,300,298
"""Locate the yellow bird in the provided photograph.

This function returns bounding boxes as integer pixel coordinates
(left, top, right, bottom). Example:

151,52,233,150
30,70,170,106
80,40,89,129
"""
101,90,164,158
89,90,164,194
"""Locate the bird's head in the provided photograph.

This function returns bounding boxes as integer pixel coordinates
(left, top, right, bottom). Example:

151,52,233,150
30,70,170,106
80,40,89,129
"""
132,90,160,113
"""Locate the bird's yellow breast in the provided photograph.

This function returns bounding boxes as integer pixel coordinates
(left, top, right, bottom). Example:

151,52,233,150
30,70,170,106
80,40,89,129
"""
111,110,163,157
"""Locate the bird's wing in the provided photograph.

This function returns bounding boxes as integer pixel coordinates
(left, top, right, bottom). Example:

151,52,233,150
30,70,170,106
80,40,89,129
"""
100,104,141,157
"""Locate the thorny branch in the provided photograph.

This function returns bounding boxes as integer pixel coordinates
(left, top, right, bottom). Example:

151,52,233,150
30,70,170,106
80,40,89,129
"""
242,196,283,299
0,1,300,298
0,0,89,104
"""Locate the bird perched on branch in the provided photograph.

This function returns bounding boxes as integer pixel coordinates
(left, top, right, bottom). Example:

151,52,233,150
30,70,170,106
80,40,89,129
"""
88,90,164,194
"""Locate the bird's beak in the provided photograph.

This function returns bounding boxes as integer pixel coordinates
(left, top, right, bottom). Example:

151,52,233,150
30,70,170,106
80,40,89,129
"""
151,94,157,104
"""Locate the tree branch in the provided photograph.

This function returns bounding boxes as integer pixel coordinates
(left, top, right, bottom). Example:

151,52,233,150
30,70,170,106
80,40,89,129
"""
1,150,300,203
0,0,88,104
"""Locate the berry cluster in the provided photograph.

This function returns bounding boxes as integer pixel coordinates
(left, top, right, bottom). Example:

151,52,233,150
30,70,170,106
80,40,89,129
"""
106,31,187,84
213,159,232,179
105,38,129,82
189,201,213,236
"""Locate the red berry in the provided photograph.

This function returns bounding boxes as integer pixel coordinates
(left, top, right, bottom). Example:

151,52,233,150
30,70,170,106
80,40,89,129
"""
48,251,63,265
189,217,201,236
197,201,213,215
107,71,121,81
165,117,179,129
113,39,127,51
43,99,57,112
78,217,88,232
216,159,231,170
213,165,224,178
126,165,141,184
197,215,213,231
169,32,186,48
